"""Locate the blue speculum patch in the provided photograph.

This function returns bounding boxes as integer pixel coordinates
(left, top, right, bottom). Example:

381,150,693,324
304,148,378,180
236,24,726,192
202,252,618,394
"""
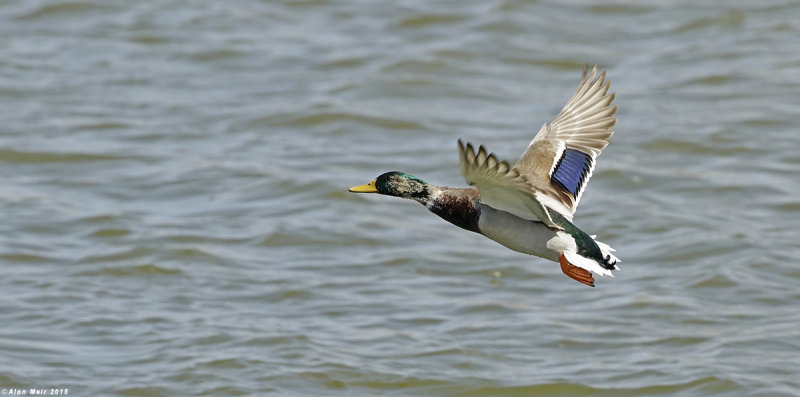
551,149,592,198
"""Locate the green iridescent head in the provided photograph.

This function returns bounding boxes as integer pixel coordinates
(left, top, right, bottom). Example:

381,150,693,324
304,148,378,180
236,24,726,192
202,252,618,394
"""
349,171,429,200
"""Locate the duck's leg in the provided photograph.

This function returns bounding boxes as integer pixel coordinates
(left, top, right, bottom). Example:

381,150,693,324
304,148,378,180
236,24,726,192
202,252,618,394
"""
559,253,595,287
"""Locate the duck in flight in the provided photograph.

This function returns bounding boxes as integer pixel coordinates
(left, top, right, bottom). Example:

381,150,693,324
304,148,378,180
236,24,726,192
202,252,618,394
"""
349,66,620,287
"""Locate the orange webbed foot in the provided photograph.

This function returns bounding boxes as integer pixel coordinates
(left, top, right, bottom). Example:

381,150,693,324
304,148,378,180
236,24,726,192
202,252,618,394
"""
559,254,595,287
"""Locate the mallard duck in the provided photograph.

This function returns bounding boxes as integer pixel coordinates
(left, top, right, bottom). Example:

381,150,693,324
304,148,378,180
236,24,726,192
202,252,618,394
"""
349,66,619,287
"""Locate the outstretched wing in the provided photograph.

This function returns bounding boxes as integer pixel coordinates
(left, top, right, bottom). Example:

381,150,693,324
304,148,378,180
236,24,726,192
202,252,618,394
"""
458,140,559,229
513,65,617,220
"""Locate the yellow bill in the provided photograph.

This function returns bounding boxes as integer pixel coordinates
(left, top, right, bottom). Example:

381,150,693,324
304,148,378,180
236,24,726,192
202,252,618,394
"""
348,179,378,193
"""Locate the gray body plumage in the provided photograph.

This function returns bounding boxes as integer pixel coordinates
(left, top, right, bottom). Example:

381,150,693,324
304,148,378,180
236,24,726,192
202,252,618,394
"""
477,204,560,262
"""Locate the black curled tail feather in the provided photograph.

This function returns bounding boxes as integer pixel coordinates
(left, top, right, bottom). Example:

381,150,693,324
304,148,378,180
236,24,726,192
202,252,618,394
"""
601,254,617,270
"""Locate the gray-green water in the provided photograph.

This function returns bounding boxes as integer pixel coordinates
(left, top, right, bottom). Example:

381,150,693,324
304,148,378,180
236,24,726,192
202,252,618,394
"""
2,0,799,395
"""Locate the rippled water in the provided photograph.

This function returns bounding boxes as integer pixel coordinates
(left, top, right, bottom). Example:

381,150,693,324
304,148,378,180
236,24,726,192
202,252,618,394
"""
2,0,799,395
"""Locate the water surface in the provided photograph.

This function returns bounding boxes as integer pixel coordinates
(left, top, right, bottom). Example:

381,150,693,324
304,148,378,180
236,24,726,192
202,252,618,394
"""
1,0,799,395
